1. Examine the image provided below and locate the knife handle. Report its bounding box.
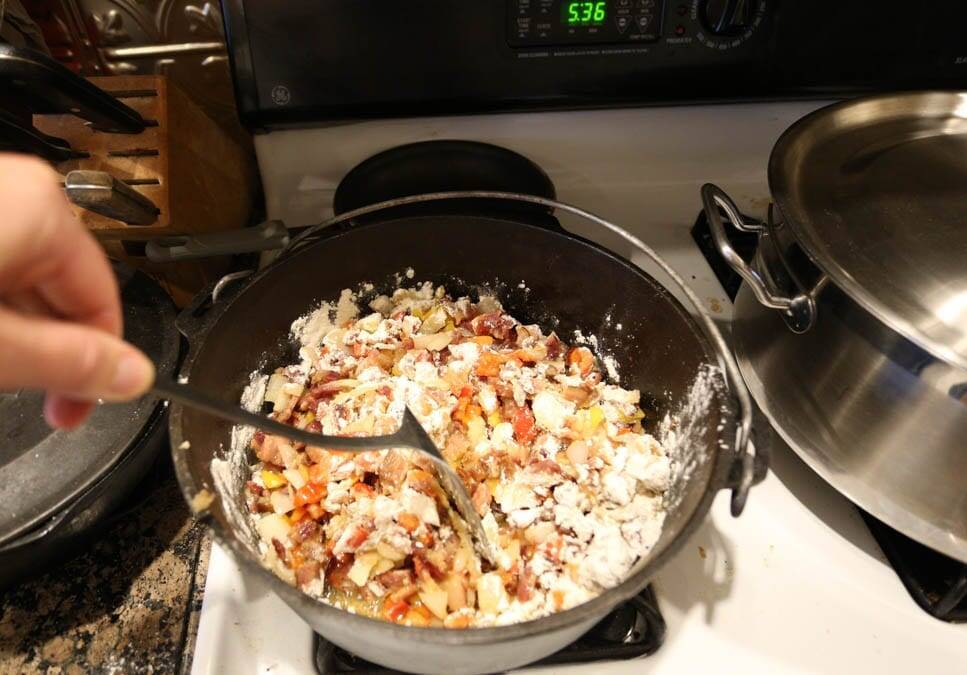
[64,170,160,225]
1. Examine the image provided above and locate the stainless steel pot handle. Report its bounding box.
[701,183,818,333]
[286,190,761,516]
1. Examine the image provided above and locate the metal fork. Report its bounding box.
[152,379,496,564]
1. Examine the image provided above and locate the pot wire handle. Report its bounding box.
[288,190,761,516]
[702,183,816,333]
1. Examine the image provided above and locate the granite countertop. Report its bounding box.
[0,464,210,674]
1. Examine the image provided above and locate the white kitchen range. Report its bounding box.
[184,2,966,674]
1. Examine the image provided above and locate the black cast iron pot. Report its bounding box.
[169,193,763,674]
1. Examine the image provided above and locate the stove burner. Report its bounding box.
[861,511,966,623]
[313,586,665,674]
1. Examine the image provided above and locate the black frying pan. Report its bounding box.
[169,192,762,674]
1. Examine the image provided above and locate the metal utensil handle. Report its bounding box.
[146,221,290,263]
[701,183,817,333]
[286,190,760,516]
[154,379,405,451]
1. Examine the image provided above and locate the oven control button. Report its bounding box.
[700,0,754,36]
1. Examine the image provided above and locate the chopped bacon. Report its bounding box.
[413,552,446,582]
[327,556,355,590]
[562,386,591,405]
[271,538,287,564]
[354,451,382,473]
[443,431,470,462]
[471,482,491,516]
[255,435,285,465]
[346,525,371,550]
[245,481,264,497]
[352,482,376,498]
[405,469,439,496]
[378,450,408,487]
[291,519,320,544]
[298,536,327,563]
[516,565,537,601]
[545,332,565,360]
[529,459,563,475]
[471,312,516,340]
[376,569,415,590]
[307,457,330,483]
[295,561,321,588]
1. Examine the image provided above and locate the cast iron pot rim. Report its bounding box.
[169,213,739,645]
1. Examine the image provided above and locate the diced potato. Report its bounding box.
[524,521,556,545]
[443,574,467,611]
[376,541,407,562]
[452,544,471,573]
[476,295,502,313]
[476,572,509,614]
[348,551,380,586]
[419,580,449,620]
[402,489,440,526]
[482,511,500,547]
[467,415,486,446]
[264,373,287,405]
[419,306,448,334]
[283,469,306,490]
[372,556,396,577]
[257,513,291,543]
[281,382,305,398]
[273,392,292,414]
[356,312,381,332]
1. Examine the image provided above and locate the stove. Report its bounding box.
[313,586,665,674]
[190,2,966,672]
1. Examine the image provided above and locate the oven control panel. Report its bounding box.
[509,0,662,46]
[219,0,967,128]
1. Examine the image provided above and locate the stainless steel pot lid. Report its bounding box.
[769,91,967,369]
[0,265,178,545]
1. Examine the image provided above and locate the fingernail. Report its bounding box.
[111,351,155,398]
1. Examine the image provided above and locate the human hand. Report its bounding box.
[0,154,155,429]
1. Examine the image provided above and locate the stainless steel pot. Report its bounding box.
[170,192,764,674]
[704,92,967,563]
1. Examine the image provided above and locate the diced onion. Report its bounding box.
[270,489,295,514]
[413,331,454,351]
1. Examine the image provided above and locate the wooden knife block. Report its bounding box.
[33,75,258,306]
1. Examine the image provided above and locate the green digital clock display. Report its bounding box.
[563,1,607,26]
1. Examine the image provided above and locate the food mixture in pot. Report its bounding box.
[243,282,671,628]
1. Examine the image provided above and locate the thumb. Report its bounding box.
[0,306,155,401]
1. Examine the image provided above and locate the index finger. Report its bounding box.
[0,154,122,336]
